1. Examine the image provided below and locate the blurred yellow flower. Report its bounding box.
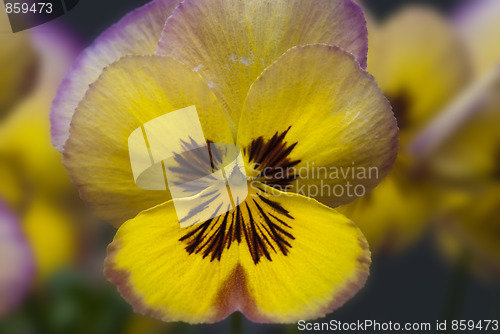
[0,10,37,116]
[0,88,79,282]
[412,0,500,279]
[0,24,81,282]
[337,6,471,253]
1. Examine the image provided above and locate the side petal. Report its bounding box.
[105,185,370,323]
[63,55,234,226]
[156,0,368,132]
[50,0,182,151]
[237,45,398,208]
[0,200,34,317]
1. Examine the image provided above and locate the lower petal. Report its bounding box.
[105,185,370,323]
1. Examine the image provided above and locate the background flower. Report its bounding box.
[0,200,34,318]
[416,0,500,281]
[0,10,38,117]
[337,6,470,253]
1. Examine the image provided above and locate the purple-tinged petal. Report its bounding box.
[453,0,500,76]
[409,65,500,159]
[50,0,182,152]
[156,0,368,133]
[0,200,35,318]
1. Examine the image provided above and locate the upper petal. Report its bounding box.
[63,55,234,226]
[156,0,368,133]
[50,0,182,152]
[237,44,398,207]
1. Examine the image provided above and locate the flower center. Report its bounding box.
[243,126,301,190]
[174,129,300,264]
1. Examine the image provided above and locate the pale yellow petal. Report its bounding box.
[157,0,368,132]
[63,55,233,226]
[237,45,397,207]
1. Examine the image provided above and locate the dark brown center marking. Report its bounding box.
[170,132,299,264]
[243,126,301,190]
[179,187,295,264]
[387,92,410,131]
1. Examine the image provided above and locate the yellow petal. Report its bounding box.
[455,0,500,76]
[336,155,436,253]
[0,10,37,115]
[22,197,78,281]
[105,199,239,323]
[237,45,397,208]
[63,55,234,226]
[157,0,368,132]
[434,185,500,279]
[421,70,500,182]
[0,89,72,207]
[238,185,370,322]
[105,184,369,323]
[367,6,470,137]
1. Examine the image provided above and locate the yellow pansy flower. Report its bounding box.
[54,0,398,323]
[337,6,471,253]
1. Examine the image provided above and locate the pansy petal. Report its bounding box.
[156,0,368,132]
[0,89,73,204]
[435,185,500,279]
[23,197,78,281]
[237,186,370,322]
[63,55,233,226]
[105,185,369,323]
[50,0,182,152]
[0,11,37,115]
[368,6,470,137]
[0,200,34,317]
[337,160,436,253]
[104,198,239,324]
[237,45,398,207]
[454,0,500,76]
